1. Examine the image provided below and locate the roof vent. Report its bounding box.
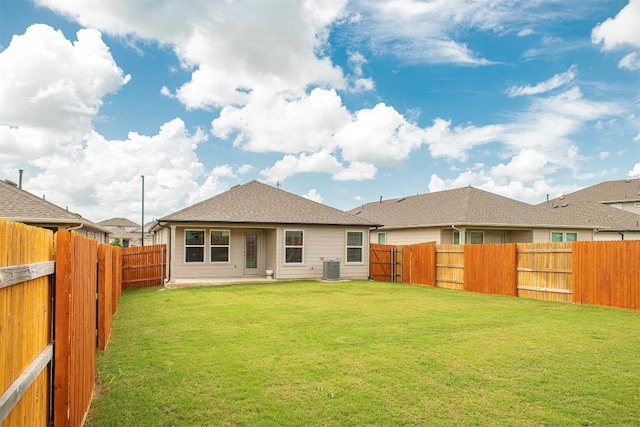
[397,198,406,203]
[560,203,568,207]
[4,179,17,187]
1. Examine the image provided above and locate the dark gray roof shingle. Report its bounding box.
[160,180,378,226]
[350,185,640,231]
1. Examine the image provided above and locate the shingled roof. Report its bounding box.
[544,178,640,205]
[159,180,378,226]
[0,179,111,233]
[0,179,84,220]
[349,187,542,228]
[98,217,140,228]
[349,186,636,230]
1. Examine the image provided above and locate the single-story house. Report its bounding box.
[539,178,640,240]
[0,178,111,243]
[98,217,154,247]
[152,180,380,283]
[349,185,640,245]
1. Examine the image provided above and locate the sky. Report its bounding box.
[1,0,639,224]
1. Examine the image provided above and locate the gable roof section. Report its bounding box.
[98,217,140,228]
[1,179,84,220]
[545,178,640,205]
[160,180,378,226]
[534,200,640,232]
[350,187,544,228]
[349,186,630,230]
[0,179,111,233]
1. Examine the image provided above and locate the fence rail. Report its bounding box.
[122,244,166,290]
[1,219,125,427]
[373,240,639,310]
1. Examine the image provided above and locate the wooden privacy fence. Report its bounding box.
[372,240,640,310]
[122,244,166,290]
[0,220,53,427]
[0,220,123,427]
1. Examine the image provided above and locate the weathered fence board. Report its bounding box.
[373,240,638,309]
[403,242,436,286]
[573,240,640,310]
[122,244,166,290]
[370,244,393,282]
[54,230,97,427]
[517,242,572,303]
[435,245,464,290]
[464,243,518,296]
[98,245,113,350]
[0,219,53,427]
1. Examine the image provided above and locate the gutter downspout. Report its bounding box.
[451,225,464,244]
[619,232,625,241]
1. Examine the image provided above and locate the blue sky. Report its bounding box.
[1,0,638,223]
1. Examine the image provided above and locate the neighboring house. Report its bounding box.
[152,180,379,283]
[349,186,639,245]
[538,178,640,241]
[98,217,146,247]
[0,178,111,243]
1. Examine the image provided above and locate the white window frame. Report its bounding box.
[184,229,205,263]
[453,230,460,245]
[551,231,578,243]
[284,229,304,264]
[377,232,386,244]
[469,231,484,244]
[346,230,364,264]
[210,229,230,263]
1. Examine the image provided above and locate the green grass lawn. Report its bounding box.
[86,281,640,426]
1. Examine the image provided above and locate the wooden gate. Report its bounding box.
[370,244,403,282]
[122,244,167,290]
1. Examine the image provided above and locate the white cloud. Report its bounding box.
[0,24,129,137]
[629,163,640,177]
[259,151,376,183]
[348,0,583,66]
[618,51,640,70]
[333,162,377,181]
[37,0,347,108]
[260,151,342,183]
[505,65,577,97]
[591,0,640,50]
[212,88,349,153]
[424,119,505,161]
[490,149,548,182]
[336,103,425,164]
[302,188,323,203]
[22,118,210,221]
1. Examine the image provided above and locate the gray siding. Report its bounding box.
[275,225,370,280]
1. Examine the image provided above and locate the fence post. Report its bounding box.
[53,230,71,427]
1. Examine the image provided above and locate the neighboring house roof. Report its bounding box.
[544,178,640,205]
[98,217,140,228]
[0,179,111,233]
[349,186,638,231]
[535,200,640,232]
[159,180,379,226]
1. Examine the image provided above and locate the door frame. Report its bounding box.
[243,230,262,276]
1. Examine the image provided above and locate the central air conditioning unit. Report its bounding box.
[322,260,340,281]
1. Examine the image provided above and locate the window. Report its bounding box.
[347,231,364,263]
[210,230,230,262]
[453,230,460,244]
[377,232,386,244]
[610,203,622,209]
[285,230,303,263]
[635,202,640,208]
[551,231,578,242]
[469,231,484,244]
[185,230,205,262]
